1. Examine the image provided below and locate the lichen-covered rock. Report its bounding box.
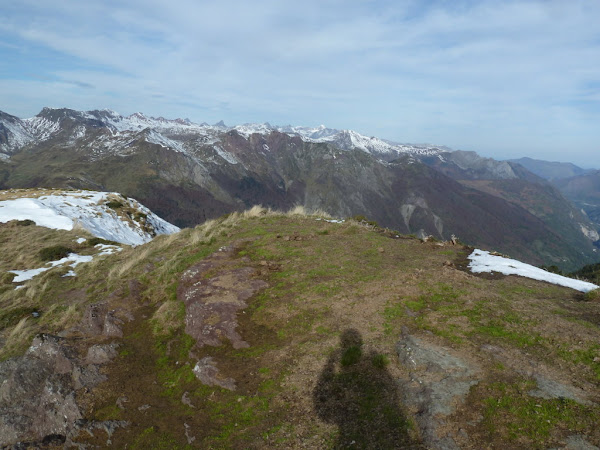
[177,246,267,349]
[0,334,118,446]
[0,335,82,444]
[193,356,236,391]
[396,334,480,449]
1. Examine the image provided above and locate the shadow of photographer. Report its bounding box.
[313,329,422,449]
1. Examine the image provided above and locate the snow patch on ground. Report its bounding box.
[95,244,123,256]
[10,253,94,282]
[316,218,345,224]
[0,197,73,230]
[468,249,598,293]
[0,191,179,245]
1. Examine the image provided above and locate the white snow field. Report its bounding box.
[468,249,598,293]
[0,190,180,245]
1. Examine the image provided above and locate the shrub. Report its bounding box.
[86,237,119,247]
[351,215,379,228]
[584,289,600,302]
[542,265,563,275]
[372,354,389,369]
[39,245,73,261]
[0,307,38,329]
[16,219,35,226]
[105,200,123,209]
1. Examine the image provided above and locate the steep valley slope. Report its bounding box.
[554,170,600,230]
[0,206,599,449]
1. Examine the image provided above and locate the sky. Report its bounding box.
[1,0,599,167]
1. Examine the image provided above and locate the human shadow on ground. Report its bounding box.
[313,329,422,449]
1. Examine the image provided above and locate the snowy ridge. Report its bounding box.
[232,123,275,138]
[1,107,447,159]
[97,110,217,135]
[231,123,447,157]
[0,190,180,245]
[0,110,78,154]
[23,116,62,140]
[0,116,35,154]
[468,249,598,293]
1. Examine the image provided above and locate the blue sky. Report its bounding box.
[1,0,599,167]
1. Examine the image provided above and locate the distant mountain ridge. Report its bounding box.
[0,106,598,271]
[509,157,592,180]
[0,107,446,161]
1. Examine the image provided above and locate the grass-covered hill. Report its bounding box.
[1,206,599,448]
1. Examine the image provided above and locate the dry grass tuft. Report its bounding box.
[46,303,80,330]
[286,205,330,218]
[3,316,34,357]
[152,300,184,335]
[190,219,221,245]
[108,246,153,280]
[0,221,94,273]
[242,205,271,218]
[286,205,308,216]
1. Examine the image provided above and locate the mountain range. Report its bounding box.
[509,157,593,181]
[0,107,598,271]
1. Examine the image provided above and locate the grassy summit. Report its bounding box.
[0,206,599,448]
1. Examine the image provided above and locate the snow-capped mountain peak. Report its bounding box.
[0,107,448,160]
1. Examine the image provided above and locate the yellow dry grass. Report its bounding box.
[3,317,34,357]
[152,300,183,335]
[107,245,153,280]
